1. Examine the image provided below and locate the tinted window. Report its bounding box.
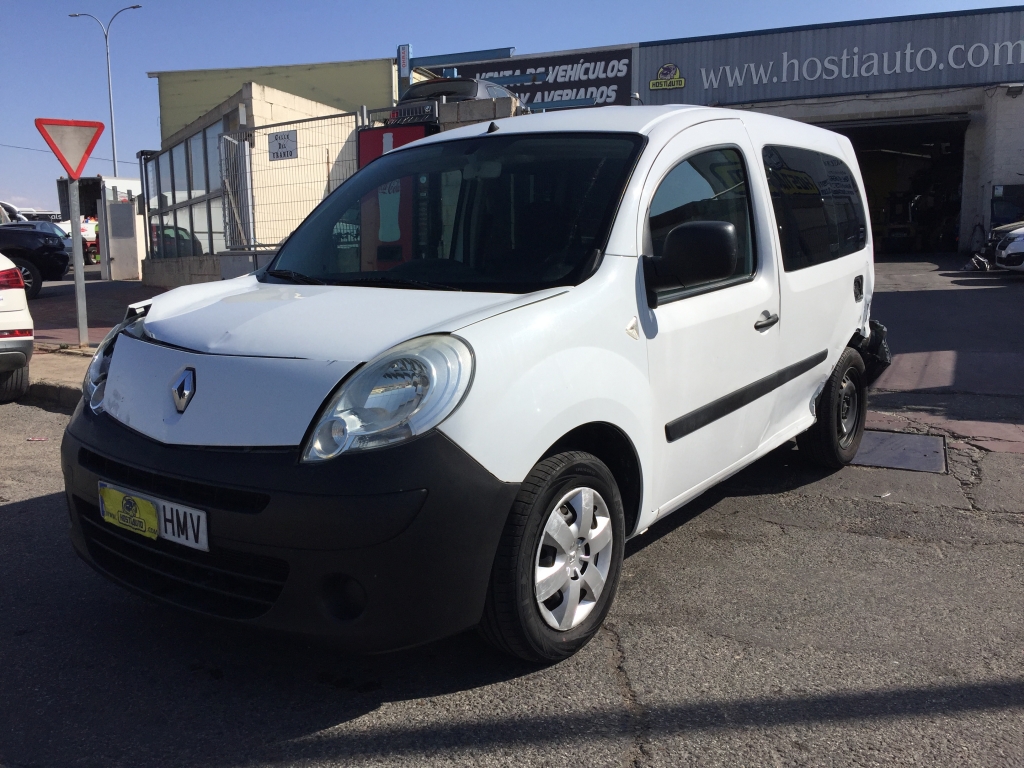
[648,147,756,284]
[486,85,513,99]
[763,145,866,271]
[270,133,644,293]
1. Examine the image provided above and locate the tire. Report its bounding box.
[10,258,42,300]
[797,347,867,468]
[0,365,29,403]
[479,451,626,663]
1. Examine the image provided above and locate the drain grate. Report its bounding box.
[852,431,947,474]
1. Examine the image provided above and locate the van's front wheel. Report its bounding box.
[798,346,867,468]
[479,451,625,663]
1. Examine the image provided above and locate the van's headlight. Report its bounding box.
[301,335,474,462]
[83,326,120,413]
[83,302,150,414]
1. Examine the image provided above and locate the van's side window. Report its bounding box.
[649,147,756,283]
[763,145,867,271]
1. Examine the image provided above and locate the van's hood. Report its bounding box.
[141,275,566,361]
[102,276,568,446]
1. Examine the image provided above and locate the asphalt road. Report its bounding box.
[2,256,1023,767]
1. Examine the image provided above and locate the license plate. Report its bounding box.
[98,482,209,552]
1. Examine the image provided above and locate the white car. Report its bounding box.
[0,252,33,401]
[62,106,888,662]
[994,224,1024,271]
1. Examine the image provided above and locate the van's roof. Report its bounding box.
[411,105,708,145]
[404,104,841,150]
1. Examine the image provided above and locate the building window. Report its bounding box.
[189,132,206,198]
[191,201,210,255]
[209,196,225,254]
[146,158,158,212]
[142,125,226,259]
[206,127,222,194]
[171,143,188,204]
[157,152,171,209]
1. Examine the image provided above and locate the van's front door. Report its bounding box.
[640,120,781,516]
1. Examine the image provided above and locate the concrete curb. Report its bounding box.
[22,380,83,409]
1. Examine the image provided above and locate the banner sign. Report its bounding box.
[466,48,633,107]
[637,8,1024,105]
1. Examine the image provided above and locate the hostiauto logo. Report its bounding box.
[695,39,1024,91]
[650,63,686,90]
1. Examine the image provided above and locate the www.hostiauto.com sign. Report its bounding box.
[638,7,1024,105]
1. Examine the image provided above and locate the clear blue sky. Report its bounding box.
[1,0,1019,211]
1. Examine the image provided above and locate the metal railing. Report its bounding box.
[219,111,359,250]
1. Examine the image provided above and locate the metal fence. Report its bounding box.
[219,111,359,250]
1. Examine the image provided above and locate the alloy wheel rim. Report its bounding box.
[534,486,614,631]
[837,372,859,449]
[19,266,34,292]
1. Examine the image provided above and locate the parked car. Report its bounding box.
[0,252,33,402]
[150,223,206,259]
[979,219,1024,264]
[1,220,74,257]
[0,201,28,222]
[63,106,888,662]
[994,223,1024,272]
[0,225,70,299]
[389,77,520,124]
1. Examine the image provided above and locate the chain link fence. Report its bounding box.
[219,112,359,250]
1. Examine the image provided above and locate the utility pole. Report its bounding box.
[69,5,141,176]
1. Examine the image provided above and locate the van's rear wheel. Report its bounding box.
[798,347,867,468]
[479,451,625,663]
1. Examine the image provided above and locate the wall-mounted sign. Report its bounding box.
[650,63,685,90]
[268,130,297,161]
[465,47,633,107]
[398,44,412,79]
[638,8,1024,105]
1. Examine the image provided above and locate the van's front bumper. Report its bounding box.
[61,401,520,651]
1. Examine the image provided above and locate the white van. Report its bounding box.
[63,106,888,662]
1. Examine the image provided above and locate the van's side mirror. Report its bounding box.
[644,221,739,306]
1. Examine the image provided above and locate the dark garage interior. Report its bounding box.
[829,118,968,255]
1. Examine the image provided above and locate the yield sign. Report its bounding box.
[34,118,105,180]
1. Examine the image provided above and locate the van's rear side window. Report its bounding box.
[763,145,867,271]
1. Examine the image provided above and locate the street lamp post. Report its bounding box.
[69,5,141,176]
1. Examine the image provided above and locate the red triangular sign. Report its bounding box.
[34,118,105,180]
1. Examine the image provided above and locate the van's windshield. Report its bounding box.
[266,132,645,293]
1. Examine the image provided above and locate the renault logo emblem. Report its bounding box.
[172,368,196,413]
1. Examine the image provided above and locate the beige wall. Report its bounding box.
[150,58,397,143]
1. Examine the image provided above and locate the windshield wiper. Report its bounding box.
[264,269,325,285]
[332,276,462,291]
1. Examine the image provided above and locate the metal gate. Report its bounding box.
[220,111,359,250]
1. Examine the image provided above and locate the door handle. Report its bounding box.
[754,312,779,331]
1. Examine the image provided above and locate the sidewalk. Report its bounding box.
[31,271,166,348]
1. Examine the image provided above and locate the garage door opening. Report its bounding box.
[827,118,968,255]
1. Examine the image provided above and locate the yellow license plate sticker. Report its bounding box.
[98,483,159,540]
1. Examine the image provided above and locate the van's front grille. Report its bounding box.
[78,448,270,514]
[75,497,288,620]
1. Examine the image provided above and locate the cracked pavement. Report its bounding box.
[1,255,1023,767]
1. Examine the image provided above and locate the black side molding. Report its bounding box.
[665,350,828,443]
